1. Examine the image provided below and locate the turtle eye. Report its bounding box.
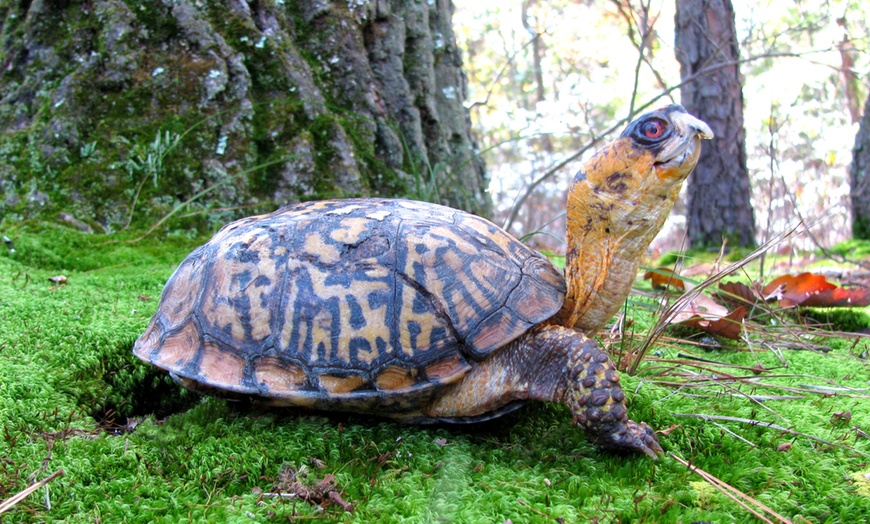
[640,119,665,140]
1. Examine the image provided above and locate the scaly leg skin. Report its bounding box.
[422,325,663,458]
[559,331,662,458]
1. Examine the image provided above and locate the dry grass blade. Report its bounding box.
[669,453,792,524]
[629,223,802,374]
[0,469,64,516]
[673,414,868,457]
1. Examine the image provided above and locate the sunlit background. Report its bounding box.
[453,0,869,254]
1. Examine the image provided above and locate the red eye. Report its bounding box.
[641,120,664,139]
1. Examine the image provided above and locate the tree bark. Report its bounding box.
[851,92,870,239]
[675,0,756,248]
[0,0,488,232]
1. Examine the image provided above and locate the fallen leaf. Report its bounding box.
[657,424,683,436]
[643,267,685,290]
[668,285,746,340]
[831,411,852,423]
[762,272,870,307]
[137,295,151,302]
[270,464,353,512]
[777,442,792,452]
[679,306,747,340]
[435,438,448,447]
[671,292,730,324]
[718,281,763,305]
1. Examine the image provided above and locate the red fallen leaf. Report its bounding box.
[777,442,792,452]
[762,272,870,308]
[643,267,685,290]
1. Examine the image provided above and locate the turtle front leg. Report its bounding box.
[557,329,662,458]
[422,325,662,458]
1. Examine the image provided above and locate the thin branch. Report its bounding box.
[502,48,823,234]
[467,32,546,111]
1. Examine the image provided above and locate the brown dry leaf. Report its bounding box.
[680,306,747,340]
[671,292,730,324]
[643,267,685,291]
[270,464,353,512]
[671,291,746,340]
[762,272,870,308]
[718,281,762,306]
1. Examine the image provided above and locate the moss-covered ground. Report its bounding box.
[1,223,869,523]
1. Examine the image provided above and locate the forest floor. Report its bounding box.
[1,221,869,523]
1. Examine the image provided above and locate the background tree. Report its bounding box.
[851,92,870,239]
[674,0,756,248]
[0,0,488,233]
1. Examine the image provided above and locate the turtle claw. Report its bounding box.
[610,420,663,459]
[586,419,663,459]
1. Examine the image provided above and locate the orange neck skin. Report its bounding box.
[552,138,687,334]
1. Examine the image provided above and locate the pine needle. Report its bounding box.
[629,222,802,374]
[672,413,868,457]
[670,453,793,524]
[0,469,64,516]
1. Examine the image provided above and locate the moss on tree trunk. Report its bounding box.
[0,0,488,233]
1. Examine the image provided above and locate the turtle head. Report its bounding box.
[556,106,712,333]
[574,104,713,201]
[619,104,713,188]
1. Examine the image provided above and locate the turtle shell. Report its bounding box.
[133,199,565,412]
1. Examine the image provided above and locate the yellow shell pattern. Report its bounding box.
[133,199,565,412]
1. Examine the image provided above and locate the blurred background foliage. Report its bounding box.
[454,0,869,253]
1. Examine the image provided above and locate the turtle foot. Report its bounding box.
[608,419,663,459]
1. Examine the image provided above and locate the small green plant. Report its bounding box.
[117,130,182,230]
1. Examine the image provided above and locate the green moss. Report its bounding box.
[0,223,869,522]
[831,238,870,258]
[799,307,870,333]
[339,114,408,196]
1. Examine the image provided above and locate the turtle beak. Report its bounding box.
[654,112,714,178]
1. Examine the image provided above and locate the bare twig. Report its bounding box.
[467,32,546,111]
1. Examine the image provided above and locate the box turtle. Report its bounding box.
[133,105,712,458]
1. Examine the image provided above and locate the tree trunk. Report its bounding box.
[674,0,756,248]
[0,0,488,232]
[851,92,870,239]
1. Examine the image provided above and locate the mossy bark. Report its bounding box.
[0,0,488,232]
[851,92,870,239]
